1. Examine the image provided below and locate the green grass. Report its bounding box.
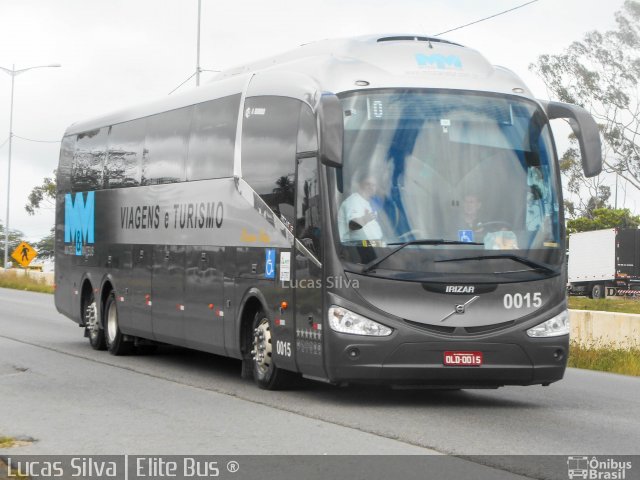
[0,270,53,294]
[0,435,17,448]
[568,296,640,314]
[569,340,640,376]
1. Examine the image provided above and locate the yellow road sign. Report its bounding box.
[11,241,37,267]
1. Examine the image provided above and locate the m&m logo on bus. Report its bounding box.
[64,191,95,256]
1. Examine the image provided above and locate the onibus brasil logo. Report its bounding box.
[567,456,632,479]
[64,191,95,256]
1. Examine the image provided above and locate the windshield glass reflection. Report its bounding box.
[333,89,562,275]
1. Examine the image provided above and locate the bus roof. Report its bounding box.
[65,33,534,136]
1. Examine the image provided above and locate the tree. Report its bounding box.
[0,222,27,266]
[24,172,57,261]
[559,145,612,219]
[531,0,640,215]
[33,228,55,259]
[25,171,56,215]
[566,208,640,234]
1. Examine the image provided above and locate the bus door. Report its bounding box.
[151,244,186,344]
[184,246,225,355]
[293,104,326,378]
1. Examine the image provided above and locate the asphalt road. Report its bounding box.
[1,287,639,479]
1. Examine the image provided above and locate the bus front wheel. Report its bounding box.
[104,292,133,356]
[251,311,293,390]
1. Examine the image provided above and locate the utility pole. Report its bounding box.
[1,63,61,268]
[196,0,202,86]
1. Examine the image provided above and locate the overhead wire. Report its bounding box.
[434,0,540,37]
[13,134,60,144]
[168,71,198,95]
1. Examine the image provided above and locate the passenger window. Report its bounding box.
[105,118,146,188]
[57,135,76,192]
[241,96,299,228]
[187,94,240,180]
[142,106,192,185]
[72,128,107,191]
[296,156,322,259]
[297,103,318,153]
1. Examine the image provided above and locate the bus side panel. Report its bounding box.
[54,192,76,321]
[118,244,153,338]
[151,244,186,345]
[108,242,137,333]
[234,246,297,373]
[184,245,226,355]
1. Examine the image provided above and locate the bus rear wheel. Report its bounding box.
[84,291,105,350]
[251,311,293,390]
[104,292,133,356]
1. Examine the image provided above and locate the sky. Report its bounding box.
[0,0,630,242]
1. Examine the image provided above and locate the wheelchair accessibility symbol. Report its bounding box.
[458,230,474,243]
[265,248,276,279]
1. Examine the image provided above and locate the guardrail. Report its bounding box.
[570,310,640,349]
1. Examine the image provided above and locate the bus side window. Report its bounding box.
[57,135,76,192]
[242,96,300,228]
[187,94,240,181]
[142,106,192,185]
[72,128,107,191]
[295,104,321,258]
[297,102,318,153]
[105,118,146,188]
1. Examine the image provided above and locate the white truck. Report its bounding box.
[568,228,640,298]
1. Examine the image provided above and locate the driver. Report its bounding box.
[338,174,383,242]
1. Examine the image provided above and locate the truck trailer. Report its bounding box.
[568,228,640,298]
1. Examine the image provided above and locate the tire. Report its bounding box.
[250,310,294,390]
[83,291,106,350]
[104,292,133,356]
[591,284,604,299]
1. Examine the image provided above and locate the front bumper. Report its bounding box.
[324,333,569,388]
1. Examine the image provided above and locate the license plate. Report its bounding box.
[443,351,483,366]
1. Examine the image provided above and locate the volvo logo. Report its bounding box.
[440,296,480,322]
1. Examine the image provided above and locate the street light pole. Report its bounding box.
[0,63,61,268]
[196,0,202,87]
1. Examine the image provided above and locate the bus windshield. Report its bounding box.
[333,89,562,279]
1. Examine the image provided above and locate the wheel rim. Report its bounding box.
[252,318,272,375]
[85,299,99,339]
[107,300,118,344]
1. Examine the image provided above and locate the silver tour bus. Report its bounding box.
[55,35,602,389]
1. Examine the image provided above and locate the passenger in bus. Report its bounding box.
[460,192,485,241]
[338,174,383,242]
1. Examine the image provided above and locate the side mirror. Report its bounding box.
[541,100,602,178]
[318,93,343,168]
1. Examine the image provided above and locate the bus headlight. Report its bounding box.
[526,310,570,337]
[328,306,393,336]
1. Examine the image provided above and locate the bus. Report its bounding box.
[55,34,602,390]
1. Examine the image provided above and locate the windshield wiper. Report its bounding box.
[361,239,484,274]
[435,254,557,275]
